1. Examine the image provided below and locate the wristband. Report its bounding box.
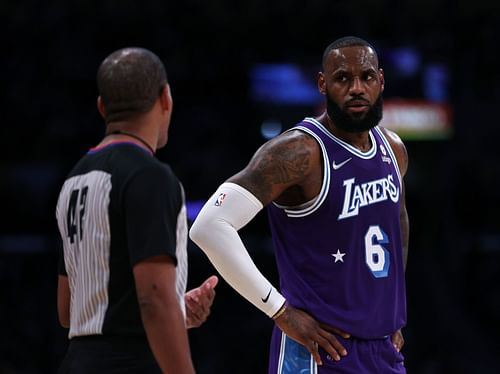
[272,301,288,320]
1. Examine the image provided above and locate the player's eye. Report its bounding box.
[364,72,375,81]
[335,74,348,83]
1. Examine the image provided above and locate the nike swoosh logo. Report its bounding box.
[261,288,272,303]
[332,158,352,170]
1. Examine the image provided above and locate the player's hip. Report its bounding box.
[268,327,405,374]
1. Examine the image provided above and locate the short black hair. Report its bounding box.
[322,36,378,70]
[97,47,167,123]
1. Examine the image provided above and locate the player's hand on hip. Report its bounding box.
[273,304,350,365]
[185,275,218,329]
[391,329,404,352]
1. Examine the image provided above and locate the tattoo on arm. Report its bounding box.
[229,134,314,203]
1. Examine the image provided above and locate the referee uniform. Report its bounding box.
[56,141,188,373]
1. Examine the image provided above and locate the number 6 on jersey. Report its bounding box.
[365,225,390,278]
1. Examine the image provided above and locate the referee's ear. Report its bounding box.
[97,96,107,120]
[159,84,172,113]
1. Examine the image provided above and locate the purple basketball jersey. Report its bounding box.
[267,118,406,339]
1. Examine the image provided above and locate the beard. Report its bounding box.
[326,93,383,133]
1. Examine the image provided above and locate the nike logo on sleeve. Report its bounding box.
[262,288,272,303]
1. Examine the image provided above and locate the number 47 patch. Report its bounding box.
[67,186,89,244]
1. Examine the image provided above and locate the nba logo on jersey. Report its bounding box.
[214,193,226,206]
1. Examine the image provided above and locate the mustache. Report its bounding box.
[345,97,370,105]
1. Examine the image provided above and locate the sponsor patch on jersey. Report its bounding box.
[380,144,387,156]
[214,193,227,207]
[380,144,392,164]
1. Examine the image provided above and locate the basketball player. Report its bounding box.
[190,36,409,373]
[56,47,217,373]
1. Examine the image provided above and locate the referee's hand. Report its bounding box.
[185,275,218,328]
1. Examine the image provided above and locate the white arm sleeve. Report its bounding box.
[189,182,286,317]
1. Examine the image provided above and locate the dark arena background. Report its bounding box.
[1,1,500,373]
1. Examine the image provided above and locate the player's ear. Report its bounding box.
[379,68,385,92]
[318,72,327,95]
[97,96,107,119]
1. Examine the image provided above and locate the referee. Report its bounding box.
[55,47,216,373]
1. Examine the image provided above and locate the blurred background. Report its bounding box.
[1,0,499,373]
